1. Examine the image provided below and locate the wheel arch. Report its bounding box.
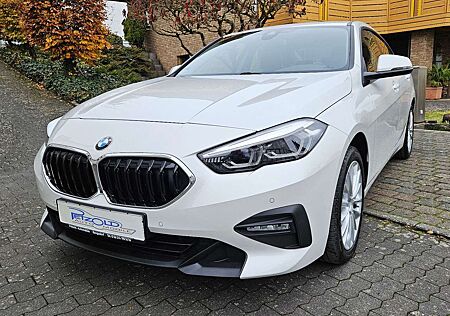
[349,132,369,186]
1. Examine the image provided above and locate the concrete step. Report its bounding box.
[145,51,165,75]
[156,70,166,77]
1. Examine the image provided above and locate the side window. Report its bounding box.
[361,30,391,72]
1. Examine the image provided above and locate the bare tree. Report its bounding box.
[128,0,322,56]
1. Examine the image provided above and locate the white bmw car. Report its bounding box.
[35,22,415,278]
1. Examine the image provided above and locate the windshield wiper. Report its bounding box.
[240,72,261,75]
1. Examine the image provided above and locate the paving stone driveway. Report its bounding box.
[366,129,450,238]
[0,61,449,316]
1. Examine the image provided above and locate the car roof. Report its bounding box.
[224,21,372,38]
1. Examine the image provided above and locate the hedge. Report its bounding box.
[0,45,160,103]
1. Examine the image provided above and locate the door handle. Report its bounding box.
[393,82,400,92]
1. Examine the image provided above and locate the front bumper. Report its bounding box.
[35,122,347,278]
[41,207,246,277]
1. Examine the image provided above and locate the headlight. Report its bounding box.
[198,119,327,174]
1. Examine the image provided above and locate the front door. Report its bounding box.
[361,30,401,174]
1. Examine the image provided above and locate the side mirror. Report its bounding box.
[168,65,182,76]
[364,54,413,85]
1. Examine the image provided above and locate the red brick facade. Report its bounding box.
[410,29,435,69]
[144,21,218,72]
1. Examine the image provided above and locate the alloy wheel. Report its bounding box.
[340,161,363,250]
[407,110,414,153]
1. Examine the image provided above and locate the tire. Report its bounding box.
[323,146,365,264]
[395,107,414,160]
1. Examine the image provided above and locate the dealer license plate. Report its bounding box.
[57,200,145,241]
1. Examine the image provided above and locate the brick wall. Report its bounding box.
[410,29,435,69]
[145,20,218,72]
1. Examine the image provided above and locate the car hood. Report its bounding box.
[66,72,351,131]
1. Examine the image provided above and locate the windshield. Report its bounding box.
[176,26,351,77]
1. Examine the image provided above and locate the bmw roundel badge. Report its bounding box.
[96,137,112,150]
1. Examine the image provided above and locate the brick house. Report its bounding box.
[144,21,218,74]
[124,0,450,73]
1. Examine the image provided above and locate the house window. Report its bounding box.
[434,42,443,67]
[177,54,190,65]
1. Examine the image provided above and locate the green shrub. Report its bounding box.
[0,46,159,103]
[107,33,124,48]
[97,47,156,83]
[123,18,146,48]
[429,80,443,87]
[428,65,450,87]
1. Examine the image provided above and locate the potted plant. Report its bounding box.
[426,80,443,100]
[427,65,450,99]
